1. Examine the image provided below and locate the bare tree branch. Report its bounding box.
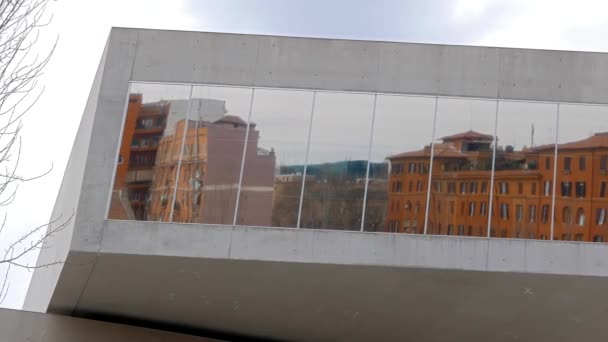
[0,249,12,305]
[1,212,73,267]
[0,0,60,305]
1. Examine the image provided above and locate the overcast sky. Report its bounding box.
[3,0,608,309]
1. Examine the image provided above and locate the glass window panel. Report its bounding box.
[557,104,608,242]
[429,98,496,237]
[171,85,253,224]
[236,89,314,227]
[494,101,557,240]
[300,92,374,231]
[108,82,192,222]
[365,95,435,233]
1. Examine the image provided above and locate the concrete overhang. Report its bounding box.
[46,220,608,341]
[0,308,223,341]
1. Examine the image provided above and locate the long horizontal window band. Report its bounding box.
[106,81,608,243]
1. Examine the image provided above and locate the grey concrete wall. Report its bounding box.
[99,220,608,277]
[70,29,137,253]
[0,309,222,341]
[41,221,608,341]
[129,28,608,104]
[69,254,608,342]
[40,217,608,322]
[36,217,608,341]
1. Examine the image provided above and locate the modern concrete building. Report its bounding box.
[12,27,608,341]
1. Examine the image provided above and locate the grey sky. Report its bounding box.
[186,0,516,44]
[3,0,608,310]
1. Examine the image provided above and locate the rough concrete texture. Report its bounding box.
[0,308,223,342]
[71,251,608,342]
[43,221,608,341]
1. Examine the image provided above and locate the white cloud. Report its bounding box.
[474,0,608,51]
[453,0,499,21]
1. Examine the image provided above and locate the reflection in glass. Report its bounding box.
[493,102,557,240]
[428,98,497,237]
[556,104,608,242]
[106,81,608,245]
[236,89,313,227]
[367,95,435,233]
[300,92,375,230]
[109,83,192,222]
[170,86,254,225]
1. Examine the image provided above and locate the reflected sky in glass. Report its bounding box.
[249,89,313,167]
[370,95,435,162]
[307,92,375,164]
[435,98,496,139]
[558,104,608,144]
[497,101,557,149]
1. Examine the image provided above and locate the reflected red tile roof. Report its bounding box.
[441,130,493,142]
[388,143,466,159]
[528,132,608,152]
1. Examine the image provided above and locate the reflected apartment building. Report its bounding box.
[109,93,167,220]
[109,93,275,226]
[387,130,608,242]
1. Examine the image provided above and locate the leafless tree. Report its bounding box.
[0,0,68,305]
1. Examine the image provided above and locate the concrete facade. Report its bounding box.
[21,28,608,341]
[0,308,222,341]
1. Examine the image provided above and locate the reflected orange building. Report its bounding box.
[110,94,276,226]
[109,94,170,220]
[387,130,608,242]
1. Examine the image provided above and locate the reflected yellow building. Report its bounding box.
[110,94,276,226]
